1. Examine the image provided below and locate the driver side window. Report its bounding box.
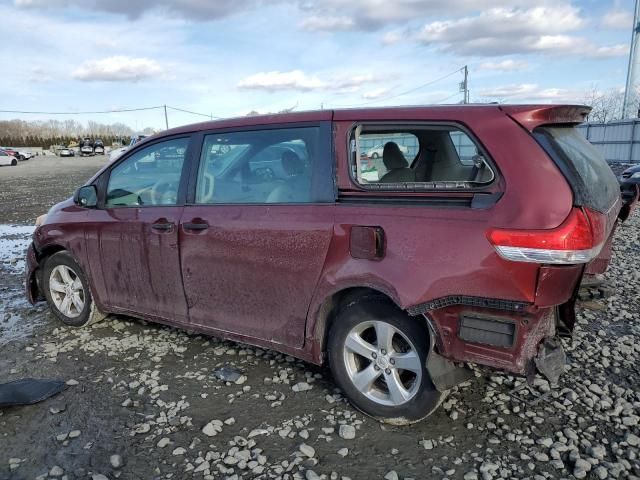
[106,137,189,207]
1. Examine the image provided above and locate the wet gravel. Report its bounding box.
[0,157,638,480]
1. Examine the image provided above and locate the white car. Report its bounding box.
[109,134,149,162]
[0,149,18,166]
[17,150,33,160]
[365,143,409,159]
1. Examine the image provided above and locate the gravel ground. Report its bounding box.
[0,156,638,480]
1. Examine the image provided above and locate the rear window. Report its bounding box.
[534,127,620,213]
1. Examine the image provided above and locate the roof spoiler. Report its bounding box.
[499,105,591,132]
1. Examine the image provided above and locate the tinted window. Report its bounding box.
[353,126,494,187]
[106,137,188,207]
[195,128,321,204]
[535,127,620,213]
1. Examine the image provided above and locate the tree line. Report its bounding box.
[0,119,142,148]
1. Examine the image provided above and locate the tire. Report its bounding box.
[327,298,443,424]
[371,152,379,159]
[11,159,17,166]
[42,251,95,327]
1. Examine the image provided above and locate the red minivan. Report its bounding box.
[25,105,633,423]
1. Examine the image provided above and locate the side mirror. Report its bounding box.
[74,185,98,208]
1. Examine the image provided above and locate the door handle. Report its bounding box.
[151,221,175,232]
[183,221,209,231]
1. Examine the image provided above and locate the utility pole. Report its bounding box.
[623,0,640,118]
[459,66,469,104]
[164,104,169,129]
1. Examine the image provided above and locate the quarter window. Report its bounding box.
[106,138,188,207]
[195,127,323,204]
[353,126,494,188]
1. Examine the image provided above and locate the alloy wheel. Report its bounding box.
[342,320,422,406]
[49,265,85,318]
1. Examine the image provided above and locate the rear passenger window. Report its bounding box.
[196,127,328,204]
[352,126,494,189]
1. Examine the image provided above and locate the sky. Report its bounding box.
[0,0,635,130]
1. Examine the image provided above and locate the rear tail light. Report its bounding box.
[487,208,607,264]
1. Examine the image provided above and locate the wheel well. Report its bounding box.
[38,245,66,263]
[316,287,403,357]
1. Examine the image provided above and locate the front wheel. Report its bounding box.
[327,299,443,424]
[42,251,98,327]
[11,159,17,166]
[371,152,379,159]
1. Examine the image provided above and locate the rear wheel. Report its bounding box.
[371,152,379,159]
[327,298,443,424]
[42,251,98,327]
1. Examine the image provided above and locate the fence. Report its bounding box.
[577,119,640,164]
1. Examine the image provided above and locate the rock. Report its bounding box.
[594,466,608,479]
[157,437,170,448]
[293,382,312,392]
[68,430,81,438]
[213,366,242,383]
[337,448,348,457]
[421,439,434,450]
[202,420,223,437]
[384,471,399,480]
[463,473,478,480]
[306,470,321,480]
[299,443,315,458]
[588,445,606,460]
[626,433,640,447]
[49,466,64,477]
[110,454,123,469]
[172,447,186,455]
[92,475,109,480]
[339,424,356,440]
[66,379,79,386]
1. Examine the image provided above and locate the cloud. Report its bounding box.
[476,83,584,103]
[237,70,326,91]
[478,59,529,72]
[297,0,543,31]
[14,0,256,20]
[362,87,389,99]
[298,15,354,31]
[602,9,633,30]
[415,6,628,58]
[237,70,380,93]
[72,56,163,82]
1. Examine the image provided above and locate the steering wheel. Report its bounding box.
[150,180,178,205]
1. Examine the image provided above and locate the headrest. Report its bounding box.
[282,150,304,175]
[383,142,408,170]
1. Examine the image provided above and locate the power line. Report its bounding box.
[166,105,223,119]
[0,106,164,115]
[332,66,465,108]
[434,91,463,104]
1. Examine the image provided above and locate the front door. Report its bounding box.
[179,124,335,347]
[85,136,191,323]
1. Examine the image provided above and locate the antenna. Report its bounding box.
[623,0,640,118]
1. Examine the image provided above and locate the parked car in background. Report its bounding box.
[17,149,33,160]
[93,139,105,155]
[0,147,20,159]
[109,134,149,162]
[58,147,75,157]
[80,138,94,156]
[0,148,18,166]
[26,105,635,424]
[619,164,640,210]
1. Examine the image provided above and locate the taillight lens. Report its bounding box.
[487,208,607,264]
